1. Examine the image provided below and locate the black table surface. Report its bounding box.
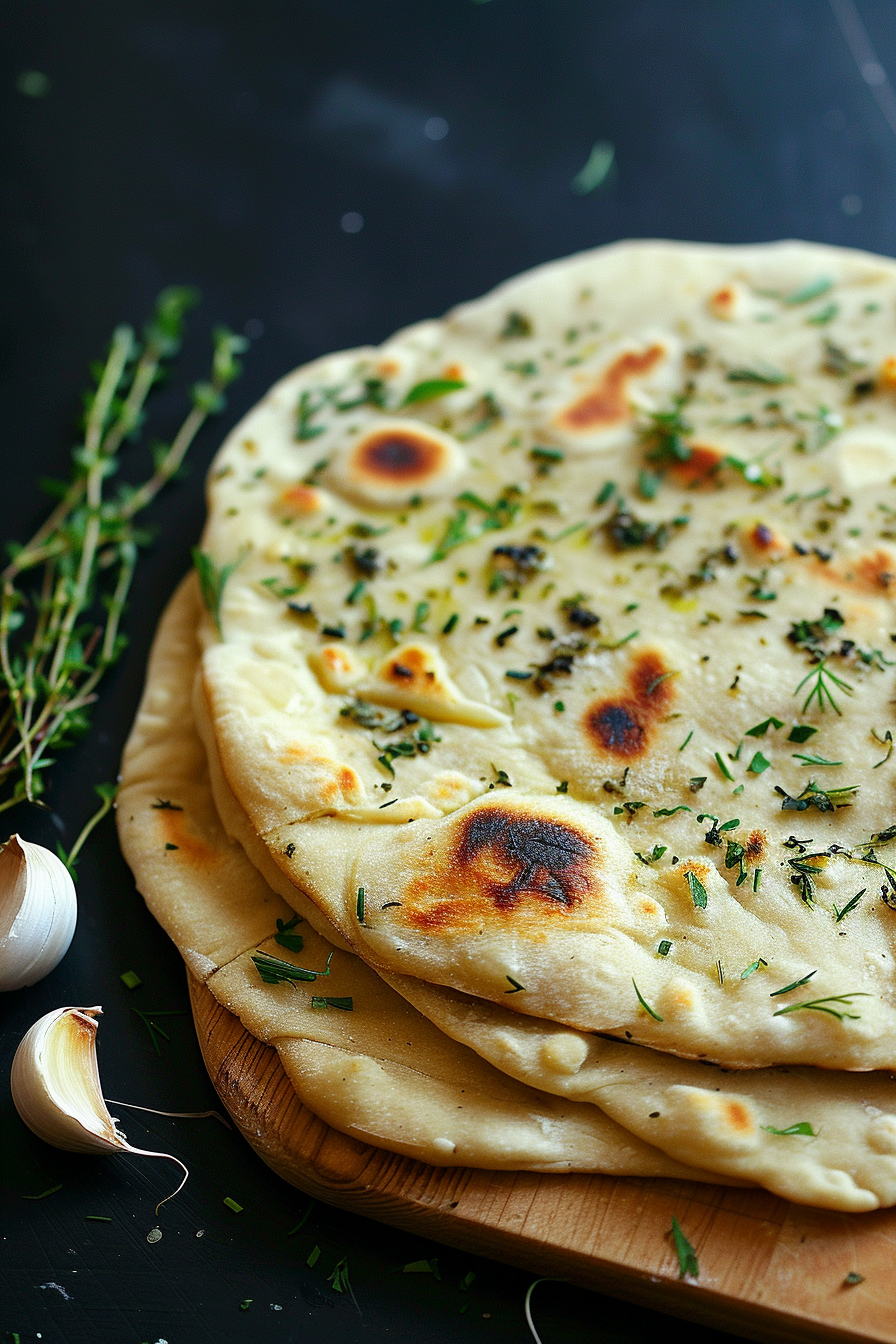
[2,2,896,1341]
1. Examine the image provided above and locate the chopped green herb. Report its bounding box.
[833,889,865,922]
[633,977,663,1021]
[773,992,870,1021]
[251,950,333,986]
[792,751,843,767]
[748,751,771,774]
[670,1216,699,1278]
[120,970,142,990]
[653,805,691,817]
[843,1271,865,1286]
[296,388,332,440]
[657,939,673,957]
[605,500,686,552]
[714,752,734,782]
[274,914,304,953]
[746,717,784,738]
[556,780,569,793]
[500,311,532,339]
[782,276,833,306]
[356,887,366,925]
[571,139,615,193]
[807,303,839,325]
[770,971,817,998]
[679,730,693,751]
[686,870,708,909]
[307,1245,321,1268]
[287,1202,315,1234]
[22,1184,62,1200]
[328,1257,358,1309]
[403,1259,440,1275]
[554,700,565,712]
[530,446,564,474]
[85,1215,112,1222]
[788,724,818,744]
[442,613,459,634]
[741,958,768,980]
[873,729,894,769]
[310,996,353,1010]
[638,469,661,500]
[727,364,793,386]
[223,1197,243,1213]
[761,1121,817,1136]
[776,780,859,812]
[595,480,616,506]
[402,378,466,406]
[131,1007,184,1056]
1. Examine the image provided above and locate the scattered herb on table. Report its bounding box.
[669,1216,699,1278]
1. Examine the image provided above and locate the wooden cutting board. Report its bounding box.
[189,972,896,1344]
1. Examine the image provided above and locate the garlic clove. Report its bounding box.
[11,1006,188,1209]
[11,1006,125,1153]
[0,836,77,992]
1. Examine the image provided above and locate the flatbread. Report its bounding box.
[117,576,724,1178]
[196,595,896,1213]
[196,240,896,1070]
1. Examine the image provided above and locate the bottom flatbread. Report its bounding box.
[118,575,726,1179]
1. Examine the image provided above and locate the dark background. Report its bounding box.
[2,2,895,1341]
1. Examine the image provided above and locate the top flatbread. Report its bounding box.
[197,240,896,1070]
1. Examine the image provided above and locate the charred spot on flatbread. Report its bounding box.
[331,417,465,506]
[811,546,896,594]
[583,650,676,760]
[669,445,723,489]
[455,806,595,912]
[352,427,446,484]
[157,806,217,868]
[391,798,609,933]
[553,345,666,433]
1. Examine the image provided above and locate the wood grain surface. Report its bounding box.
[188,972,896,1344]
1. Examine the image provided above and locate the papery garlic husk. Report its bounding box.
[11,1006,188,1208]
[0,835,77,992]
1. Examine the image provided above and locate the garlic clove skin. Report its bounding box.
[0,836,77,992]
[10,1006,127,1153]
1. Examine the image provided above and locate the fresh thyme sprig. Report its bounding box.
[56,781,117,876]
[0,290,246,811]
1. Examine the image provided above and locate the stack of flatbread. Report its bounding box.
[119,240,896,1212]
